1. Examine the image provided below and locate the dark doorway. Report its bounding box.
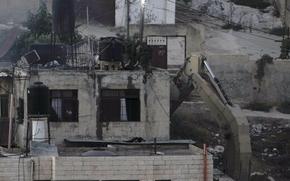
[0,95,9,146]
[151,45,167,69]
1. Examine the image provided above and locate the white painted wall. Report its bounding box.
[167,36,186,66]
[116,0,176,27]
[0,151,213,181]
[275,0,290,28]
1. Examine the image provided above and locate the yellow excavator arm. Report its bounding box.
[173,54,252,181]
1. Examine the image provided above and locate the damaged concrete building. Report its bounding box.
[0,1,216,181]
[0,62,13,147]
[0,61,213,181]
[0,46,214,181]
[14,68,170,146]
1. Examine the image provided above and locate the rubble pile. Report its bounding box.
[250,120,290,180]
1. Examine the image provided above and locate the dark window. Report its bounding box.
[0,95,8,121]
[101,89,140,122]
[49,90,78,122]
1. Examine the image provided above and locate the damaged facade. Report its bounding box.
[0,0,215,181]
[14,68,170,146]
[0,66,12,147]
[0,47,214,181]
[0,57,213,181]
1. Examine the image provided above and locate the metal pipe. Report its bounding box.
[154,138,157,154]
[126,0,130,39]
[203,144,208,181]
[25,121,30,156]
[86,6,90,54]
[203,60,216,79]
[139,0,145,42]
[8,93,13,149]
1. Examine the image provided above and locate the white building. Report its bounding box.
[116,0,176,27]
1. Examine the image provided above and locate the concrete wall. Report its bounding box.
[98,71,170,141]
[0,78,11,95]
[206,54,254,106]
[130,24,204,64]
[15,69,170,146]
[52,155,212,181]
[14,71,96,145]
[0,158,33,181]
[116,0,176,27]
[275,0,290,27]
[0,152,213,181]
[14,70,29,148]
[167,36,186,66]
[206,54,290,106]
[30,71,96,144]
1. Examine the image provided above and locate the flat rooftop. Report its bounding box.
[57,139,203,157]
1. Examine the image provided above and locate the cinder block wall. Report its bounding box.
[0,154,213,181]
[206,54,290,106]
[0,158,33,181]
[33,157,52,181]
[51,156,212,181]
[15,69,170,147]
[98,71,170,141]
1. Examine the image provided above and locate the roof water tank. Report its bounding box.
[28,82,49,116]
[99,37,124,62]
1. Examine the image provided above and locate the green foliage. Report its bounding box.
[255,54,273,85]
[58,31,83,45]
[6,2,83,61]
[24,1,52,38]
[5,2,52,61]
[5,32,52,61]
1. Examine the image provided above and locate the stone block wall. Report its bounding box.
[51,155,212,181]
[206,54,290,106]
[0,152,213,181]
[0,158,32,181]
[15,69,170,146]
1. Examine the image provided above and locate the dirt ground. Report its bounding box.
[171,110,290,181]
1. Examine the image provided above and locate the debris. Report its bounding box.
[251,123,263,136]
[125,137,145,143]
[44,60,61,68]
[191,0,282,30]
[30,142,58,156]
[0,72,8,77]
[251,172,275,181]
[81,150,117,157]
[214,145,225,153]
